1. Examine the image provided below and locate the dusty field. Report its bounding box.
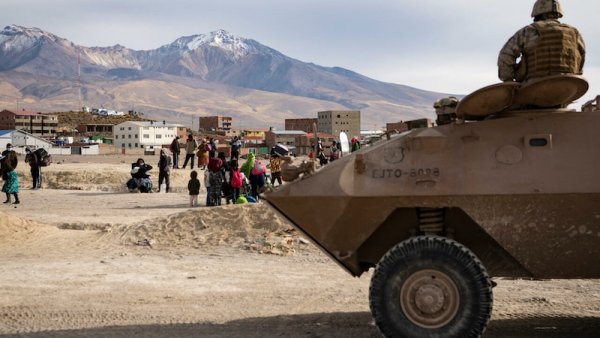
[0,155,598,337]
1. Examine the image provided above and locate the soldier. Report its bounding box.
[498,0,585,83]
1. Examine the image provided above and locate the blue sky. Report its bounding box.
[2,0,599,105]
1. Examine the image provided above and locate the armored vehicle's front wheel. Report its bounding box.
[369,236,493,338]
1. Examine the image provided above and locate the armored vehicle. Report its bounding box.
[266,75,600,337]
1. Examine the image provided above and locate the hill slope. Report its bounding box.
[0,25,449,128]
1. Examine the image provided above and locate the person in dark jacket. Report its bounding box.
[157,149,172,192]
[1,144,19,204]
[208,137,217,159]
[217,151,233,204]
[25,147,41,189]
[170,136,181,169]
[187,170,201,207]
[230,136,242,161]
[131,158,153,193]
[207,156,223,206]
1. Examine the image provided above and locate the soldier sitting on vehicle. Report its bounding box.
[498,0,585,83]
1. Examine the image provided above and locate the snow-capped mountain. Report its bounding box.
[0,25,446,127]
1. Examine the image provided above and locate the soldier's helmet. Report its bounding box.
[531,0,563,18]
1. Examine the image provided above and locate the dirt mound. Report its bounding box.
[0,210,39,236]
[17,163,193,193]
[0,211,52,248]
[106,203,307,255]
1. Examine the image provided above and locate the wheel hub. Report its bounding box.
[400,269,460,329]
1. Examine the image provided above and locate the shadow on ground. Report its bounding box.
[1,312,599,338]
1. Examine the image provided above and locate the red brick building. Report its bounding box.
[199,116,233,133]
[0,109,58,137]
[285,118,318,133]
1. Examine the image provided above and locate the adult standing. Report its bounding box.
[208,137,217,159]
[329,141,340,162]
[351,137,361,152]
[498,0,585,83]
[170,136,181,169]
[240,152,255,179]
[249,160,266,202]
[157,149,172,193]
[196,140,209,170]
[230,136,242,161]
[1,144,19,204]
[269,149,283,187]
[207,155,223,206]
[25,148,41,189]
[182,134,197,169]
[218,152,233,204]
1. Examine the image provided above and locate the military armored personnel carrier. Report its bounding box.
[266,75,600,337]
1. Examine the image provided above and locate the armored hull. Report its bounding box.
[267,106,600,337]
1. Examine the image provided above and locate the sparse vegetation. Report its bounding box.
[53,111,148,131]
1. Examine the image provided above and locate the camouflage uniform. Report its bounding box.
[497,0,585,82]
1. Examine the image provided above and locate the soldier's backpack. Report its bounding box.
[34,148,52,167]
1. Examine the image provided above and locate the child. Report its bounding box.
[187,170,201,207]
[229,160,243,203]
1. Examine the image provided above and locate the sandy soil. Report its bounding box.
[0,156,598,337]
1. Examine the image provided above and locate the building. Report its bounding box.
[317,110,360,139]
[113,121,186,150]
[0,130,54,153]
[0,109,58,138]
[386,119,432,133]
[285,118,318,133]
[199,116,233,133]
[77,123,114,135]
[241,128,269,145]
[386,121,409,133]
[405,118,433,130]
[265,130,306,150]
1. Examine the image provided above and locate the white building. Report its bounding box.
[113,121,185,150]
[0,129,54,153]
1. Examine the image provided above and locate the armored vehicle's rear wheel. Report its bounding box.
[369,236,492,338]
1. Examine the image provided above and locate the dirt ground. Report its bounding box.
[0,155,598,337]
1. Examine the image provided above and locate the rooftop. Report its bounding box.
[1,109,45,116]
[117,121,186,128]
[270,130,306,135]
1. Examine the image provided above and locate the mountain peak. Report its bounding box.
[1,24,65,52]
[163,29,278,59]
[2,24,54,39]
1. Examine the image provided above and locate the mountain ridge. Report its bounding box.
[0,24,450,128]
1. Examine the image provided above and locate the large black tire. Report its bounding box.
[369,236,493,338]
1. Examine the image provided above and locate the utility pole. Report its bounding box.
[78,48,82,110]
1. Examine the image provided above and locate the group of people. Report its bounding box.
[170,134,223,170]
[128,133,282,207]
[308,137,360,166]
[0,143,46,205]
[187,149,275,207]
